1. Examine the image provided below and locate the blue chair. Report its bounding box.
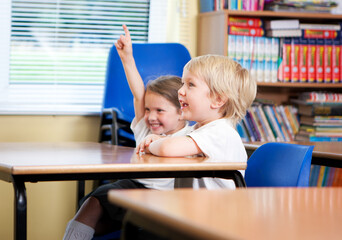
[245,142,314,187]
[99,43,191,146]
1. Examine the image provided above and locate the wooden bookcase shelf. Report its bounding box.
[197,10,342,104]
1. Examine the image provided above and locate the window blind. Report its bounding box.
[1,0,150,114]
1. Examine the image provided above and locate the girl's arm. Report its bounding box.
[115,25,145,121]
[148,136,203,157]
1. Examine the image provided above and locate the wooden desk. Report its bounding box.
[244,142,342,168]
[108,187,342,240]
[0,142,246,240]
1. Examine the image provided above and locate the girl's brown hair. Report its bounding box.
[146,75,182,110]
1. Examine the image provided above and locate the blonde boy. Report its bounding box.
[138,55,257,189]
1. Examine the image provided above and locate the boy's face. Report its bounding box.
[144,91,184,135]
[178,69,221,126]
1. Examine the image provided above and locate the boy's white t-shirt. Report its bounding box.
[131,118,190,190]
[184,118,247,190]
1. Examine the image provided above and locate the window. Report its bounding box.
[0,0,195,115]
[0,0,150,114]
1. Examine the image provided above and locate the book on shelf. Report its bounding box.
[200,0,214,12]
[303,29,339,39]
[266,29,302,37]
[299,23,341,31]
[299,115,342,126]
[228,16,263,27]
[309,165,342,187]
[264,0,337,13]
[239,104,299,142]
[295,134,342,142]
[298,92,342,103]
[228,26,264,37]
[297,125,342,137]
[264,19,300,30]
[294,100,342,116]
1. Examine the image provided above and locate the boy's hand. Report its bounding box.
[136,134,164,154]
[114,24,132,61]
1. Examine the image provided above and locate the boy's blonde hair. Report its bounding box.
[184,54,257,126]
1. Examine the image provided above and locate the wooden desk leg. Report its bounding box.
[13,178,27,240]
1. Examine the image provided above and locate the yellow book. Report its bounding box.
[316,166,326,187]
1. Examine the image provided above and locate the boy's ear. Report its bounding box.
[211,95,227,109]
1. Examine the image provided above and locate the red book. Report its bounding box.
[315,39,324,83]
[228,26,264,37]
[228,16,263,27]
[299,37,308,82]
[291,38,300,82]
[282,38,292,82]
[331,38,340,83]
[303,29,339,39]
[340,32,342,83]
[307,39,316,83]
[323,39,333,83]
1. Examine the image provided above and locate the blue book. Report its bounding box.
[309,165,321,186]
[237,121,249,142]
[242,117,256,142]
[309,136,342,142]
[200,0,214,12]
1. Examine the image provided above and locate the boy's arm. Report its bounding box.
[115,25,145,121]
[148,136,203,157]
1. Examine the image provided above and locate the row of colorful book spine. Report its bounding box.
[279,36,342,83]
[237,104,300,142]
[229,0,265,10]
[200,0,264,12]
[309,165,342,187]
[227,16,342,83]
[227,17,280,83]
[228,35,279,83]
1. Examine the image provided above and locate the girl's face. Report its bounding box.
[144,91,184,135]
[178,69,220,127]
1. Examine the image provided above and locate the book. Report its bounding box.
[299,37,308,82]
[316,165,326,186]
[228,16,263,27]
[300,115,342,126]
[295,135,342,142]
[242,112,257,142]
[296,102,342,116]
[266,29,302,37]
[200,0,214,12]
[300,23,341,31]
[309,165,320,186]
[228,26,264,37]
[307,38,316,83]
[303,29,339,39]
[282,38,292,82]
[298,92,342,103]
[291,38,300,82]
[332,38,341,83]
[315,38,325,83]
[236,121,250,142]
[264,19,299,30]
[323,39,333,83]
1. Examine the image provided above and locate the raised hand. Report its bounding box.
[114,24,133,61]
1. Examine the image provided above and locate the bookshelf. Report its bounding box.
[197,10,342,104]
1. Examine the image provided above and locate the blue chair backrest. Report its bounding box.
[245,142,314,187]
[102,43,191,123]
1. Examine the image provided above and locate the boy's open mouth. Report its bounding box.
[179,100,188,108]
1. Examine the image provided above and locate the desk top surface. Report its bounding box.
[0,142,246,179]
[108,187,342,240]
[244,141,342,160]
